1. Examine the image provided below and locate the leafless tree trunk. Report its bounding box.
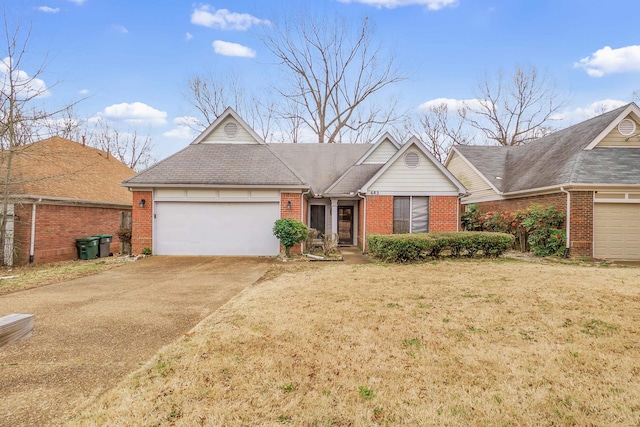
[467,65,566,146]
[182,70,276,142]
[260,14,406,143]
[406,103,473,162]
[86,119,154,171]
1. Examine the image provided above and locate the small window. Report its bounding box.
[393,196,429,233]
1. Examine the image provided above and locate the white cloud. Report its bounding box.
[79,88,89,95]
[163,117,199,140]
[0,57,50,98]
[191,5,270,30]
[212,40,256,58]
[95,102,167,125]
[419,97,485,112]
[68,0,85,4]
[185,32,193,41]
[575,45,640,77]
[111,24,128,34]
[338,0,457,10]
[37,6,60,13]
[553,99,628,122]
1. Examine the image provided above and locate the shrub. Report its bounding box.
[368,232,515,263]
[273,218,309,257]
[116,227,132,244]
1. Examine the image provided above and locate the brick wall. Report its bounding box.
[280,192,303,255]
[430,196,459,232]
[365,195,394,236]
[132,191,152,255]
[12,203,129,265]
[471,191,594,258]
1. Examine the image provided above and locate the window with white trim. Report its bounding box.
[393,196,429,233]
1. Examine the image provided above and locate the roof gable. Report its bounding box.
[589,106,640,149]
[191,107,263,145]
[356,132,400,165]
[361,136,466,194]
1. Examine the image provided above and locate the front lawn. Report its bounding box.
[70,260,640,426]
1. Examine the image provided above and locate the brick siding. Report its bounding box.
[12,203,129,265]
[430,196,459,232]
[471,191,594,258]
[132,191,153,255]
[280,192,304,255]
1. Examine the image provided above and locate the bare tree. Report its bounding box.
[406,103,473,162]
[86,119,154,171]
[260,14,406,143]
[182,70,276,142]
[467,65,565,146]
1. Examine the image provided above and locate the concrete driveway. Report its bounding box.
[0,256,273,427]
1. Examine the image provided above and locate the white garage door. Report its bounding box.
[155,202,280,256]
[594,203,640,260]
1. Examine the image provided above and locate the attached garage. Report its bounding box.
[153,189,282,256]
[594,203,640,260]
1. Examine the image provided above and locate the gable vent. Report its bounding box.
[404,151,420,168]
[224,122,238,138]
[618,119,636,137]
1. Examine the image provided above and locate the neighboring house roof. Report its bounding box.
[450,103,640,195]
[4,136,134,205]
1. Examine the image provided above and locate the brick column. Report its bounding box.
[132,191,152,255]
[280,192,304,255]
[569,191,594,258]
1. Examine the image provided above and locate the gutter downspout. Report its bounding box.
[29,201,38,264]
[560,187,570,258]
[357,191,367,254]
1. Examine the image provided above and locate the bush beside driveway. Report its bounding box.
[0,256,274,427]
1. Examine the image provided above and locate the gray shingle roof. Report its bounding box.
[123,144,306,186]
[454,104,637,194]
[324,164,384,195]
[268,144,371,194]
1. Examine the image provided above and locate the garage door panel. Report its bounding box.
[594,203,640,260]
[155,202,280,256]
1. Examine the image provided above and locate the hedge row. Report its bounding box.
[368,232,515,263]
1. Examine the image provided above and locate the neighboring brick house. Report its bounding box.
[1,136,134,265]
[445,103,640,260]
[122,108,467,256]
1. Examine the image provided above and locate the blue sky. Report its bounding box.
[8,0,640,159]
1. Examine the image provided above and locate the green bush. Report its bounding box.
[273,218,309,257]
[368,232,515,263]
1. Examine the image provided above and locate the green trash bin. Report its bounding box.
[76,236,99,260]
[92,234,113,258]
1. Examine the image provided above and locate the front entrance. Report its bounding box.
[338,206,353,244]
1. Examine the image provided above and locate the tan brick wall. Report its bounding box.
[471,191,594,258]
[430,196,459,232]
[12,203,128,265]
[132,191,153,255]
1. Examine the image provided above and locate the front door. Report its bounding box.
[337,206,353,244]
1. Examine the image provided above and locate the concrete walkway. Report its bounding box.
[339,246,372,264]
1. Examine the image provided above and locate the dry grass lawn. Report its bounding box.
[0,257,133,296]
[69,260,640,426]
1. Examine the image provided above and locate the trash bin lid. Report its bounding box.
[77,236,100,243]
